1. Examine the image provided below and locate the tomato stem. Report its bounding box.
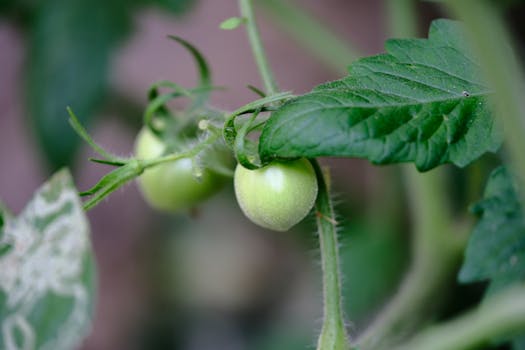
[239,0,279,96]
[310,159,350,350]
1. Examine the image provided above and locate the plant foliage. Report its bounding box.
[459,167,525,295]
[260,19,501,171]
[0,170,95,350]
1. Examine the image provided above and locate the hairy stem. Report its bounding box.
[256,0,359,73]
[310,160,350,350]
[444,0,525,207]
[239,0,279,95]
[397,285,525,350]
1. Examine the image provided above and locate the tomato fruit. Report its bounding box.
[234,159,318,231]
[134,127,231,212]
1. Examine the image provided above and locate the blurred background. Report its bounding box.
[1,0,524,349]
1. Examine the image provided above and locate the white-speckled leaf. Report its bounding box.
[0,169,96,350]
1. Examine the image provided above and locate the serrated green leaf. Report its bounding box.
[259,19,501,171]
[0,169,96,350]
[458,167,525,292]
[26,0,132,170]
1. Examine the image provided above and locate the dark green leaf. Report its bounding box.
[458,167,525,293]
[0,169,96,349]
[259,19,501,171]
[26,0,133,170]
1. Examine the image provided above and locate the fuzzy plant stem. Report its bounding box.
[239,0,279,96]
[444,0,525,207]
[310,160,350,350]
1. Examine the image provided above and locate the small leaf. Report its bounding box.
[458,167,525,293]
[220,17,245,30]
[259,19,502,171]
[68,107,127,163]
[80,160,144,210]
[0,169,96,349]
[167,36,212,107]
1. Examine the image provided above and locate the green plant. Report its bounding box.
[2,0,525,349]
[234,158,318,231]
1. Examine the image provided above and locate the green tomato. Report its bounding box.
[234,159,318,231]
[134,127,229,212]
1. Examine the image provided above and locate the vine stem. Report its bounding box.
[444,0,525,207]
[310,160,350,350]
[239,0,279,96]
[396,285,525,350]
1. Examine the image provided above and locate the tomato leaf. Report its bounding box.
[458,167,525,294]
[0,169,96,350]
[259,19,501,171]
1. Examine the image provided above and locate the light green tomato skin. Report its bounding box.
[135,128,226,212]
[234,159,318,231]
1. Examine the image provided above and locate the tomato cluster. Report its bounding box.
[134,127,229,212]
[135,128,318,230]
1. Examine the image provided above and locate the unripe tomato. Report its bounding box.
[134,127,230,212]
[234,159,318,231]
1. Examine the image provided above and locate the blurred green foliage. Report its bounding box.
[0,0,194,171]
[340,221,407,323]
